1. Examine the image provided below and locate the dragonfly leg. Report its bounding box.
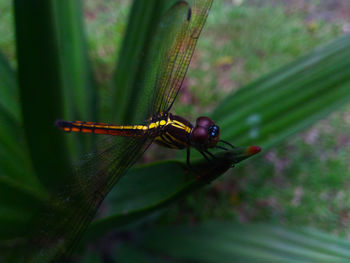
[186,147,199,179]
[199,150,217,162]
[186,147,191,168]
[199,150,211,162]
[219,140,235,149]
[189,149,217,180]
[216,145,228,151]
[204,150,216,160]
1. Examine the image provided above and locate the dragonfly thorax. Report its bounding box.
[191,116,220,148]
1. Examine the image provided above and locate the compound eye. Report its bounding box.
[196,116,214,129]
[192,126,209,144]
[208,125,220,138]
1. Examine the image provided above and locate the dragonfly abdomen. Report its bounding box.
[55,120,148,137]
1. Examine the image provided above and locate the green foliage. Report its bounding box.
[0,0,350,262]
[130,221,350,263]
[213,35,350,148]
[14,0,71,193]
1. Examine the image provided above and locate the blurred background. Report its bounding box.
[2,0,350,261]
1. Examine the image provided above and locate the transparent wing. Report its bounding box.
[25,136,153,262]
[123,0,212,121]
[151,0,213,114]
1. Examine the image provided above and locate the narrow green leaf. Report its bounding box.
[0,177,48,242]
[53,0,98,158]
[0,50,34,181]
[137,222,350,263]
[0,105,34,182]
[111,0,168,123]
[14,0,71,191]
[0,50,19,122]
[54,0,97,122]
[212,35,350,149]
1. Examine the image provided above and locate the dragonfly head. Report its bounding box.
[192,116,220,148]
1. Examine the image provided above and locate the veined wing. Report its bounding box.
[23,135,153,263]
[152,0,213,114]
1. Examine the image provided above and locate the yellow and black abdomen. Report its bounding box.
[154,115,193,149]
[55,120,148,137]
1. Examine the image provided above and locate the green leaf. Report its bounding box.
[83,146,260,243]
[0,177,47,241]
[111,0,174,123]
[0,26,42,233]
[53,0,98,158]
[135,221,350,263]
[53,0,97,122]
[0,50,19,122]
[212,35,350,149]
[0,49,33,181]
[0,103,33,182]
[14,0,71,192]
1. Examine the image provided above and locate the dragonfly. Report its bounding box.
[29,0,259,262]
[56,2,231,166]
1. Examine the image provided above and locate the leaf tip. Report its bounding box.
[246,145,261,156]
